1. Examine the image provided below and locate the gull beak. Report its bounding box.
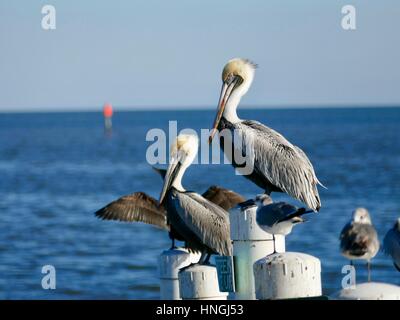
[208,77,239,144]
[159,154,182,204]
[292,216,305,224]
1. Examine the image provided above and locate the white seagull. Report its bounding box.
[255,194,312,253]
[339,208,380,281]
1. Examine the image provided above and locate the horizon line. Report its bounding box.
[1,104,400,114]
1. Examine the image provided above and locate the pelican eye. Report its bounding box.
[226,74,243,87]
[235,75,244,86]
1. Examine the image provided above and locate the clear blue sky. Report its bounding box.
[0,1,399,112]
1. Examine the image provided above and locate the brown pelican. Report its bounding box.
[95,169,244,249]
[159,134,232,263]
[339,208,380,281]
[255,194,312,253]
[383,218,400,272]
[209,58,324,211]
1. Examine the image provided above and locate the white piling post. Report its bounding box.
[333,282,400,300]
[158,248,200,300]
[254,252,322,300]
[230,203,285,300]
[179,264,228,300]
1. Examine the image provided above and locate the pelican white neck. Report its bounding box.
[170,161,188,191]
[222,77,253,124]
[170,136,198,192]
[223,92,241,124]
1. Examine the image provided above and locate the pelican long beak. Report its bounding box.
[208,78,238,144]
[159,155,182,204]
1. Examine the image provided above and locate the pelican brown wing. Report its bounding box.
[95,192,169,230]
[202,185,245,211]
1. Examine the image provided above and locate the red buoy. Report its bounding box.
[103,103,113,118]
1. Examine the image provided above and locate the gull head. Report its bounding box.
[352,207,372,225]
[255,194,273,207]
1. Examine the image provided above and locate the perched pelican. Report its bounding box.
[209,58,323,211]
[159,134,232,263]
[95,168,244,249]
[383,218,400,272]
[339,208,380,281]
[255,194,312,253]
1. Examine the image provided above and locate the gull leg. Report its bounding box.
[273,234,276,254]
[367,261,371,282]
[170,238,177,249]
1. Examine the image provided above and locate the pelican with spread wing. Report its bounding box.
[95,168,244,250]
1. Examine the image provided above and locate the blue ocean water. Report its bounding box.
[0,107,399,299]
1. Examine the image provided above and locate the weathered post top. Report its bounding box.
[254,252,322,300]
[158,248,200,300]
[179,264,228,300]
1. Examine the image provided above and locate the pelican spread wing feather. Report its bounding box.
[201,186,245,211]
[95,192,169,230]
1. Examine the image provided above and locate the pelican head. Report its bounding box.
[352,207,372,225]
[209,58,257,143]
[159,134,199,203]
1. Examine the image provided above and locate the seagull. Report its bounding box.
[339,208,380,281]
[95,169,244,250]
[383,218,400,272]
[255,194,312,253]
[159,133,232,264]
[208,58,324,212]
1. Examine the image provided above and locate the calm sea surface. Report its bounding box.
[0,107,399,299]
